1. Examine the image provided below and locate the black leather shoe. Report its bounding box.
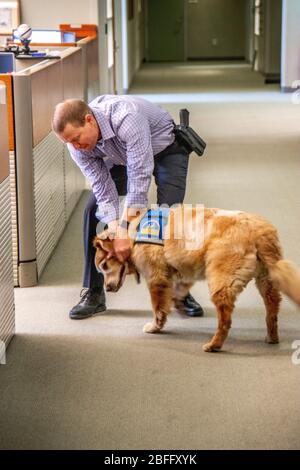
[182,293,204,317]
[69,287,106,320]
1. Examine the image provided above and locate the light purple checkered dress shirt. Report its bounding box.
[67,95,175,224]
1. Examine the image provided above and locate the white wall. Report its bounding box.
[114,0,124,94]
[20,0,98,28]
[281,0,300,89]
[19,0,108,95]
[245,0,255,64]
[19,0,145,94]
[127,2,138,89]
[96,0,109,94]
[126,0,145,90]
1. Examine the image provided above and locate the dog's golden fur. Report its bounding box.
[94,206,300,352]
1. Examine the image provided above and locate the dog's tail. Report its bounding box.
[256,231,300,306]
[269,260,300,306]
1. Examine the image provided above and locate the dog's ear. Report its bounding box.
[93,235,113,253]
[127,259,141,284]
[93,236,102,250]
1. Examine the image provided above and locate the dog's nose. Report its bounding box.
[106,284,117,292]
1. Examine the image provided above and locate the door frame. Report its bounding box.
[183,0,188,61]
[97,0,117,94]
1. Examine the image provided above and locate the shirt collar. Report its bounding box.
[91,107,115,142]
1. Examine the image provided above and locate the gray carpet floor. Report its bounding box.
[1,62,300,450]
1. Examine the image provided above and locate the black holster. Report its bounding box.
[173,109,206,157]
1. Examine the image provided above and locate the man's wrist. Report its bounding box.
[119,219,130,230]
[116,223,129,240]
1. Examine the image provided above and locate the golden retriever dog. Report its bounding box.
[93,206,300,352]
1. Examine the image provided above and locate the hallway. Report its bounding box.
[1,62,300,450]
[130,61,280,94]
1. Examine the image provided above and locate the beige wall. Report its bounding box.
[187,0,247,59]
[19,0,103,96]
[127,0,145,89]
[20,0,98,28]
[114,0,123,94]
[19,0,147,95]
[281,0,300,89]
[264,0,282,76]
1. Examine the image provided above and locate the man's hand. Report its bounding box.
[109,226,131,263]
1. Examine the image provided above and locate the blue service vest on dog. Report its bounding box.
[135,208,170,245]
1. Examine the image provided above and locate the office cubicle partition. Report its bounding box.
[60,24,99,101]
[10,47,85,286]
[77,35,100,101]
[0,81,15,347]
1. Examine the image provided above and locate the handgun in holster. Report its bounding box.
[173,109,206,157]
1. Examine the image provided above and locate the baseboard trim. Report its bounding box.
[187,56,245,62]
[281,86,298,93]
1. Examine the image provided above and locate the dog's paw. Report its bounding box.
[265,335,279,344]
[143,322,160,334]
[202,342,221,353]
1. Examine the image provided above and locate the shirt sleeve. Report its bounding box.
[68,145,120,224]
[115,111,154,211]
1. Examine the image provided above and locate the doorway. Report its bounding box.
[186,0,247,60]
[146,0,185,61]
[146,0,249,62]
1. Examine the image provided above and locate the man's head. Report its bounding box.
[52,99,100,151]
